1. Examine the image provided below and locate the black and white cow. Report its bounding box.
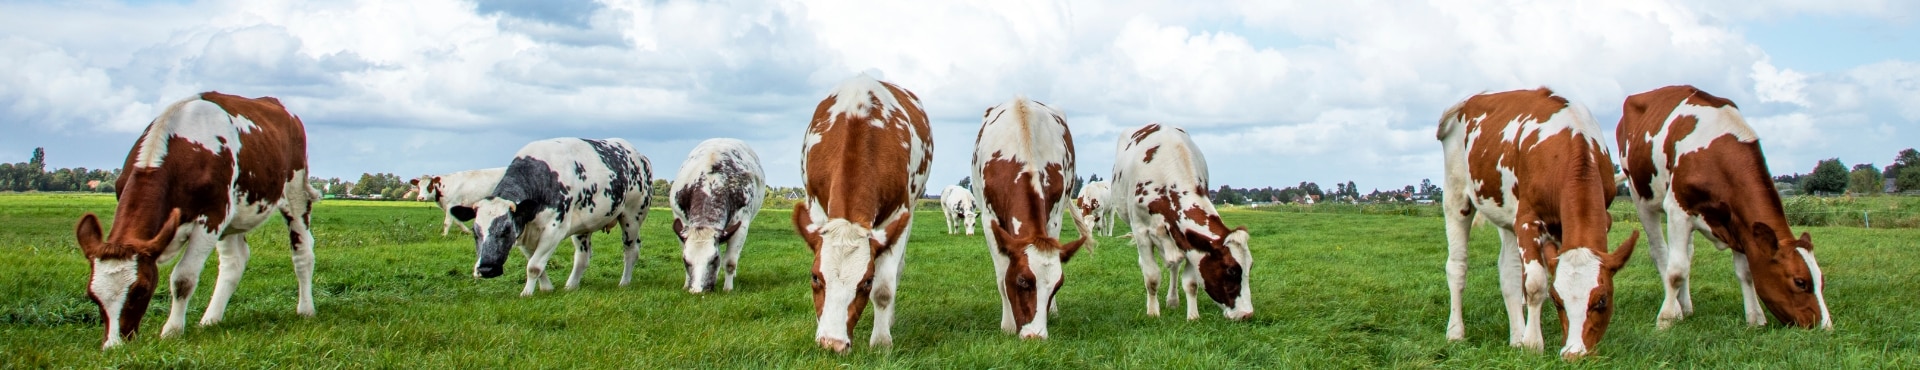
[451,138,652,297]
[669,138,766,294]
[409,167,506,235]
[940,185,977,235]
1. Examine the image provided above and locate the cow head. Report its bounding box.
[1545,230,1638,360]
[955,200,977,235]
[1074,198,1104,234]
[673,218,742,294]
[987,221,1087,339]
[451,197,535,279]
[803,218,878,353]
[1180,226,1254,320]
[1746,223,1831,329]
[73,209,183,349]
[408,176,439,201]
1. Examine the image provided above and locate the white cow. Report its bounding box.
[451,138,652,297]
[669,138,766,294]
[940,185,977,235]
[409,168,506,235]
[1111,123,1254,321]
[1073,180,1115,236]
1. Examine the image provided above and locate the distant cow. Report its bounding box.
[451,138,652,297]
[74,92,320,349]
[970,97,1090,339]
[409,168,506,235]
[940,185,977,235]
[1616,85,1830,330]
[1110,123,1253,321]
[1073,180,1115,236]
[792,74,932,353]
[1437,88,1638,359]
[669,138,766,294]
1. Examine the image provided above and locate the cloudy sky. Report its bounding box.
[3,0,1916,192]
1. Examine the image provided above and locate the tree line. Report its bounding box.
[1778,148,1920,196]
[0,148,121,193]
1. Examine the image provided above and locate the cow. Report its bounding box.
[1110,123,1254,321]
[1437,88,1639,360]
[970,97,1091,339]
[408,168,507,235]
[449,138,652,297]
[73,92,319,349]
[940,185,977,235]
[791,74,932,353]
[1073,180,1116,236]
[669,138,766,294]
[1616,85,1831,330]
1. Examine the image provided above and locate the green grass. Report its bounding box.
[1,193,1915,368]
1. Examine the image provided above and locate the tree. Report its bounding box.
[1889,148,1920,192]
[957,177,971,190]
[1070,175,1085,198]
[1802,158,1848,195]
[1088,174,1103,183]
[1848,164,1884,195]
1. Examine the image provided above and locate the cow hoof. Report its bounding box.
[1561,350,1590,361]
[1019,332,1047,340]
[817,338,850,353]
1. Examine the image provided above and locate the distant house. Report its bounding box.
[1888,175,1899,194]
[86,180,101,190]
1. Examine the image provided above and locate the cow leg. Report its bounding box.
[565,234,592,290]
[1731,250,1767,326]
[199,234,251,327]
[1181,258,1202,320]
[944,211,956,234]
[442,212,455,236]
[284,201,317,317]
[869,223,909,349]
[1133,229,1163,317]
[1634,199,1669,287]
[619,214,644,287]
[723,226,748,292]
[1510,219,1546,353]
[521,230,566,297]
[162,229,218,338]
[988,225,1015,332]
[1443,202,1474,341]
[1495,227,1530,349]
[1657,204,1696,330]
[1161,242,1182,309]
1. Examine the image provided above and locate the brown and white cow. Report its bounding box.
[409,168,506,235]
[73,92,319,349]
[1073,180,1115,237]
[792,74,932,353]
[670,138,766,294]
[1111,123,1253,321]
[1616,85,1831,330]
[1438,88,1638,359]
[970,97,1090,339]
[940,185,977,235]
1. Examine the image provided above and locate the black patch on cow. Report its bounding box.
[493,155,569,225]
[672,156,751,231]
[580,139,647,218]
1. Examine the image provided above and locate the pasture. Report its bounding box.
[2,193,1915,368]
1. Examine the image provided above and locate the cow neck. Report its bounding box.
[1695,139,1795,253]
[104,170,180,254]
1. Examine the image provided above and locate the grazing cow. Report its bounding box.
[1616,85,1830,330]
[450,138,652,297]
[1073,180,1116,236]
[940,185,977,235]
[669,138,766,294]
[73,92,319,349]
[792,74,932,353]
[409,168,507,235]
[970,97,1091,339]
[1437,88,1639,359]
[1110,123,1253,321]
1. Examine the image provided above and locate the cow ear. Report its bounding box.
[513,199,539,219]
[1060,237,1088,263]
[671,218,687,242]
[409,178,419,186]
[75,213,105,257]
[142,209,184,255]
[1750,222,1786,261]
[1605,230,1638,272]
[450,206,477,222]
[1797,232,1814,252]
[719,220,742,242]
[1539,239,1563,272]
[791,202,820,252]
[989,222,1020,255]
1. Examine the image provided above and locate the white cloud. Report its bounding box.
[1752,58,1812,107]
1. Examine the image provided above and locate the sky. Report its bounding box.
[2,0,1917,192]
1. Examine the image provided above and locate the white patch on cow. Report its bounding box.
[1552,248,1603,356]
[135,96,243,168]
[1669,102,1758,160]
[814,218,874,343]
[1222,229,1254,319]
[1021,245,1066,339]
[681,227,720,292]
[89,257,138,344]
[825,74,906,126]
[1797,248,1832,329]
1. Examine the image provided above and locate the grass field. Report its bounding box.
[2,193,1916,368]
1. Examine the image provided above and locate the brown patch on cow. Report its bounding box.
[1142,146,1160,163]
[1129,123,1162,145]
[1456,88,1571,207]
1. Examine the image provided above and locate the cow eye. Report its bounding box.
[858,280,872,291]
[1015,277,1034,290]
[811,274,824,288]
[1225,266,1242,280]
[1793,278,1811,292]
[1591,297,1609,312]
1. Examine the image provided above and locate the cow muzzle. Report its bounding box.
[474,265,504,279]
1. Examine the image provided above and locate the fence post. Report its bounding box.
[1863,211,1870,229]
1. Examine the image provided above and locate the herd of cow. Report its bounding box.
[67,76,1829,360]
